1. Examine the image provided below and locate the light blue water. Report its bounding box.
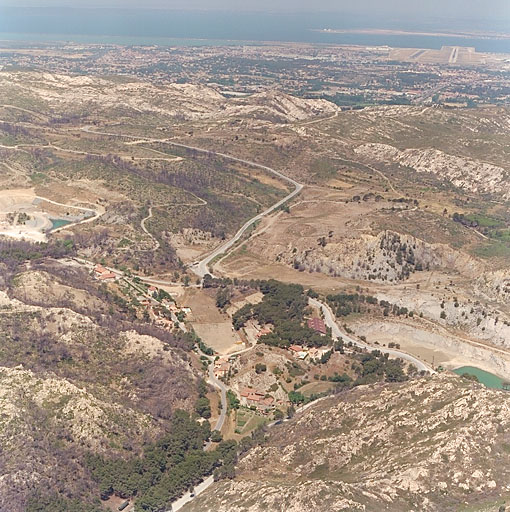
[50,218,72,230]
[453,366,508,390]
[0,8,509,52]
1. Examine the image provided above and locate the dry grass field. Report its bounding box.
[183,288,242,354]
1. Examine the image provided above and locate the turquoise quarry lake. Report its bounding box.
[49,218,72,230]
[453,366,508,390]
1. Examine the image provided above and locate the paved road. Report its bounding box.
[80,126,303,279]
[167,475,214,512]
[191,176,301,278]
[207,357,228,432]
[166,355,227,512]
[309,297,434,374]
[182,150,302,278]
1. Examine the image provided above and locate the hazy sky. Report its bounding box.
[1,0,509,19]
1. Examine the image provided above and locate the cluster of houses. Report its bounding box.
[287,317,329,359]
[289,345,330,361]
[93,264,117,282]
[214,356,232,379]
[142,289,193,330]
[146,303,174,329]
[238,387,287,413]
[255,316,329,361]
[91,264,193,332]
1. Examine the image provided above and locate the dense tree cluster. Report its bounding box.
[326,292,378,317]
[194,379,212,419]
[26,496,102,512]
[327,293,413,320]
[351,350,408,384]
[215,287,231,310]
[452,212,480,228]
[232,280,333,348]
[86,410,237,512]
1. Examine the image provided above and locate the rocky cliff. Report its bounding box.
[187,374,510,512]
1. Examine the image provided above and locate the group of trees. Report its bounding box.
[326,292,378,318]
[326,293,414,320]
[86,410,238,512]
[232,280,333,348]
[351,350,408,384]
[452,212,479,228]
[195,379,212,419]
[0,238,75,285]
[215,287,231,310]
[26,496,102,512]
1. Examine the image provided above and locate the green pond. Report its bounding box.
[453,366,508,390]
[50,218,72,230]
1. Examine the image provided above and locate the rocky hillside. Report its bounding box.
[354,143,510,201]
[229,90,337,123]
[270,229,479,283]
[0,255,201,511]
[0,71,337,124]
[187,374,510,512]
[0,365,157,512]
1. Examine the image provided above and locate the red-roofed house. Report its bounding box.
[308,317,327,335]
[240,388,252,398]
[98,272,116,281]
[239,388,266,407]
[94,264,107,275]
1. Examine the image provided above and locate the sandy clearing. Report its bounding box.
[227,291,264,316]
[181,289,225,323]
[193,323,241,355]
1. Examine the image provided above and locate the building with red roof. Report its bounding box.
[307,317,327,335]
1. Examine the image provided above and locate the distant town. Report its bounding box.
[1,41,509,106]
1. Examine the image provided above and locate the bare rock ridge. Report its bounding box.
[274,230,480,283]
[355,143,510,200]
[0,72,337,123]
[187,374,510,512]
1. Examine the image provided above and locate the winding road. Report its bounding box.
[76,127,434,379]
[309,297,434,373]
[207,359,228,432]
[140,206,161,250]
[80,126,303,279]
[78,126,434,374]
[191,175,301,278]
[61,124,436,512]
